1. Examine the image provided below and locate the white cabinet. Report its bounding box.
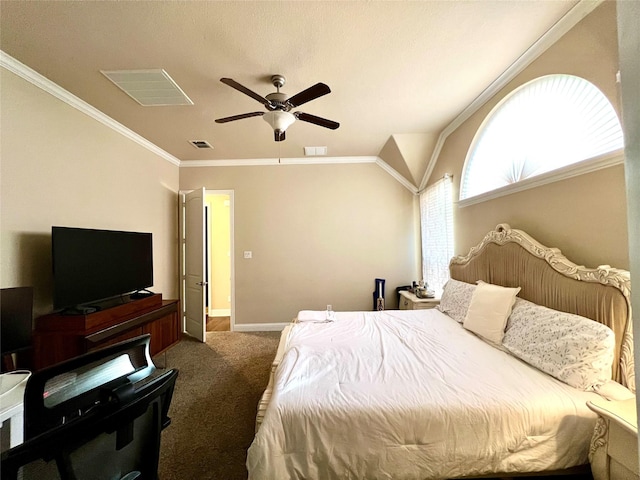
[398,290,440,310]
[587,397,638,480]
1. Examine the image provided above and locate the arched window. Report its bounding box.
[460,74,624,202]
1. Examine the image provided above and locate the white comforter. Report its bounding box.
[247,309,600,479]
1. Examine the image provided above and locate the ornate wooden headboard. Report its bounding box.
[449,224,634,391]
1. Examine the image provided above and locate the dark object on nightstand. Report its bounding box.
[396,286,412,305]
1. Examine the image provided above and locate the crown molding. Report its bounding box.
[179,156,378,167]
[182,155,418,193]
[374,158,419,194]
[0,50,181,167]
[419,0,604,191]
[0,51,405,188]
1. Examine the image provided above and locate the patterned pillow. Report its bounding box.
[502,299,615,391]
[436,279,476,323]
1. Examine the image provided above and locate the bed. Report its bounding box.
[247,224,635,479]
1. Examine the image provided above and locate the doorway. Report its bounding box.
[205,191,233,332]
[181,189,234,339]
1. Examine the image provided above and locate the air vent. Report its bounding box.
[101,69,193,106]
[304,146,328,156]
[189,140,213,149]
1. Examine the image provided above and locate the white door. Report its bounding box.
[184,187,206,342]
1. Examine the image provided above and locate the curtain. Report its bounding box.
[420,175,453,294]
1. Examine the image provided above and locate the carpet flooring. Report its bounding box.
[157,331,280,480]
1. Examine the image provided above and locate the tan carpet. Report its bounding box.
[157,331,280,480]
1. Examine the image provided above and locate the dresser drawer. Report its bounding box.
[399,291,440,310]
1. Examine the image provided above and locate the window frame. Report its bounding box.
[458,149,624,207]
[420,174,454,294]
[458,75,624,207]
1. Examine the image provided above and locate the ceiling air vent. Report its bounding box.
[101,69,194,106]
[189,140,213,149]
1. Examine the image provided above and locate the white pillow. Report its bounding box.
[436,279,476,323]
[463,281,521,344]
[594,380,635,401]
[503,299,614,391]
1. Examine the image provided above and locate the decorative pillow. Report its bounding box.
[594,380,635,401]
[502,300,615,391]
[436,279,476,323]
[462,281,521,344]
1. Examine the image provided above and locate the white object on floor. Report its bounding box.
[0,371,31,448]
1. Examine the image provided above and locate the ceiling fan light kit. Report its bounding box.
[215,74,339,142]
[263,111,295,142]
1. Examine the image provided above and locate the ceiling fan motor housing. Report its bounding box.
[265,92,289,111]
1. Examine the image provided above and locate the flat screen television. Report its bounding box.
[52,227,153,311]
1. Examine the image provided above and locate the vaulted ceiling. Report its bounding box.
[1,1,580,187]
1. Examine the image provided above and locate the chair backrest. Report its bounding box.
[1,335,178,480]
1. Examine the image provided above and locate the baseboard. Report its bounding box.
[208,309,230,317]
[233,322,290,332]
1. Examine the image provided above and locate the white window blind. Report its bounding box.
[460,74,624,201]
[420,175,453,294]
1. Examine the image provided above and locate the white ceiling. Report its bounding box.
[1,0,580,184]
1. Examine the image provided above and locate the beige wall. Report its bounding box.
[0,68,180,317]
[181,163,418,326]
[429,1,629,270]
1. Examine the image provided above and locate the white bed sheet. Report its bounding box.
[247,309,601,479]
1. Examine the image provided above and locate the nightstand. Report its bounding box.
[399,290,440,310]
[587,397,638,480]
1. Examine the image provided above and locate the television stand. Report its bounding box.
[33,294,180,371]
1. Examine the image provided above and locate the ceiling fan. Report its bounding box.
[215,75,340,142]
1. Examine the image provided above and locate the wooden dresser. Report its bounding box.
[33,294,180,370]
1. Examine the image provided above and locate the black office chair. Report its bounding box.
[1,334,178,480]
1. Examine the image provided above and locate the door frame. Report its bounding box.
[179,189,235,333]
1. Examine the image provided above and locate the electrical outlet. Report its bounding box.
[243,251,252,259]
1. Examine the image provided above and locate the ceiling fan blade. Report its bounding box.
[295,112,340,130]
[286,83,331,108]
[215,111,264,123]
[220,78,272,106]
